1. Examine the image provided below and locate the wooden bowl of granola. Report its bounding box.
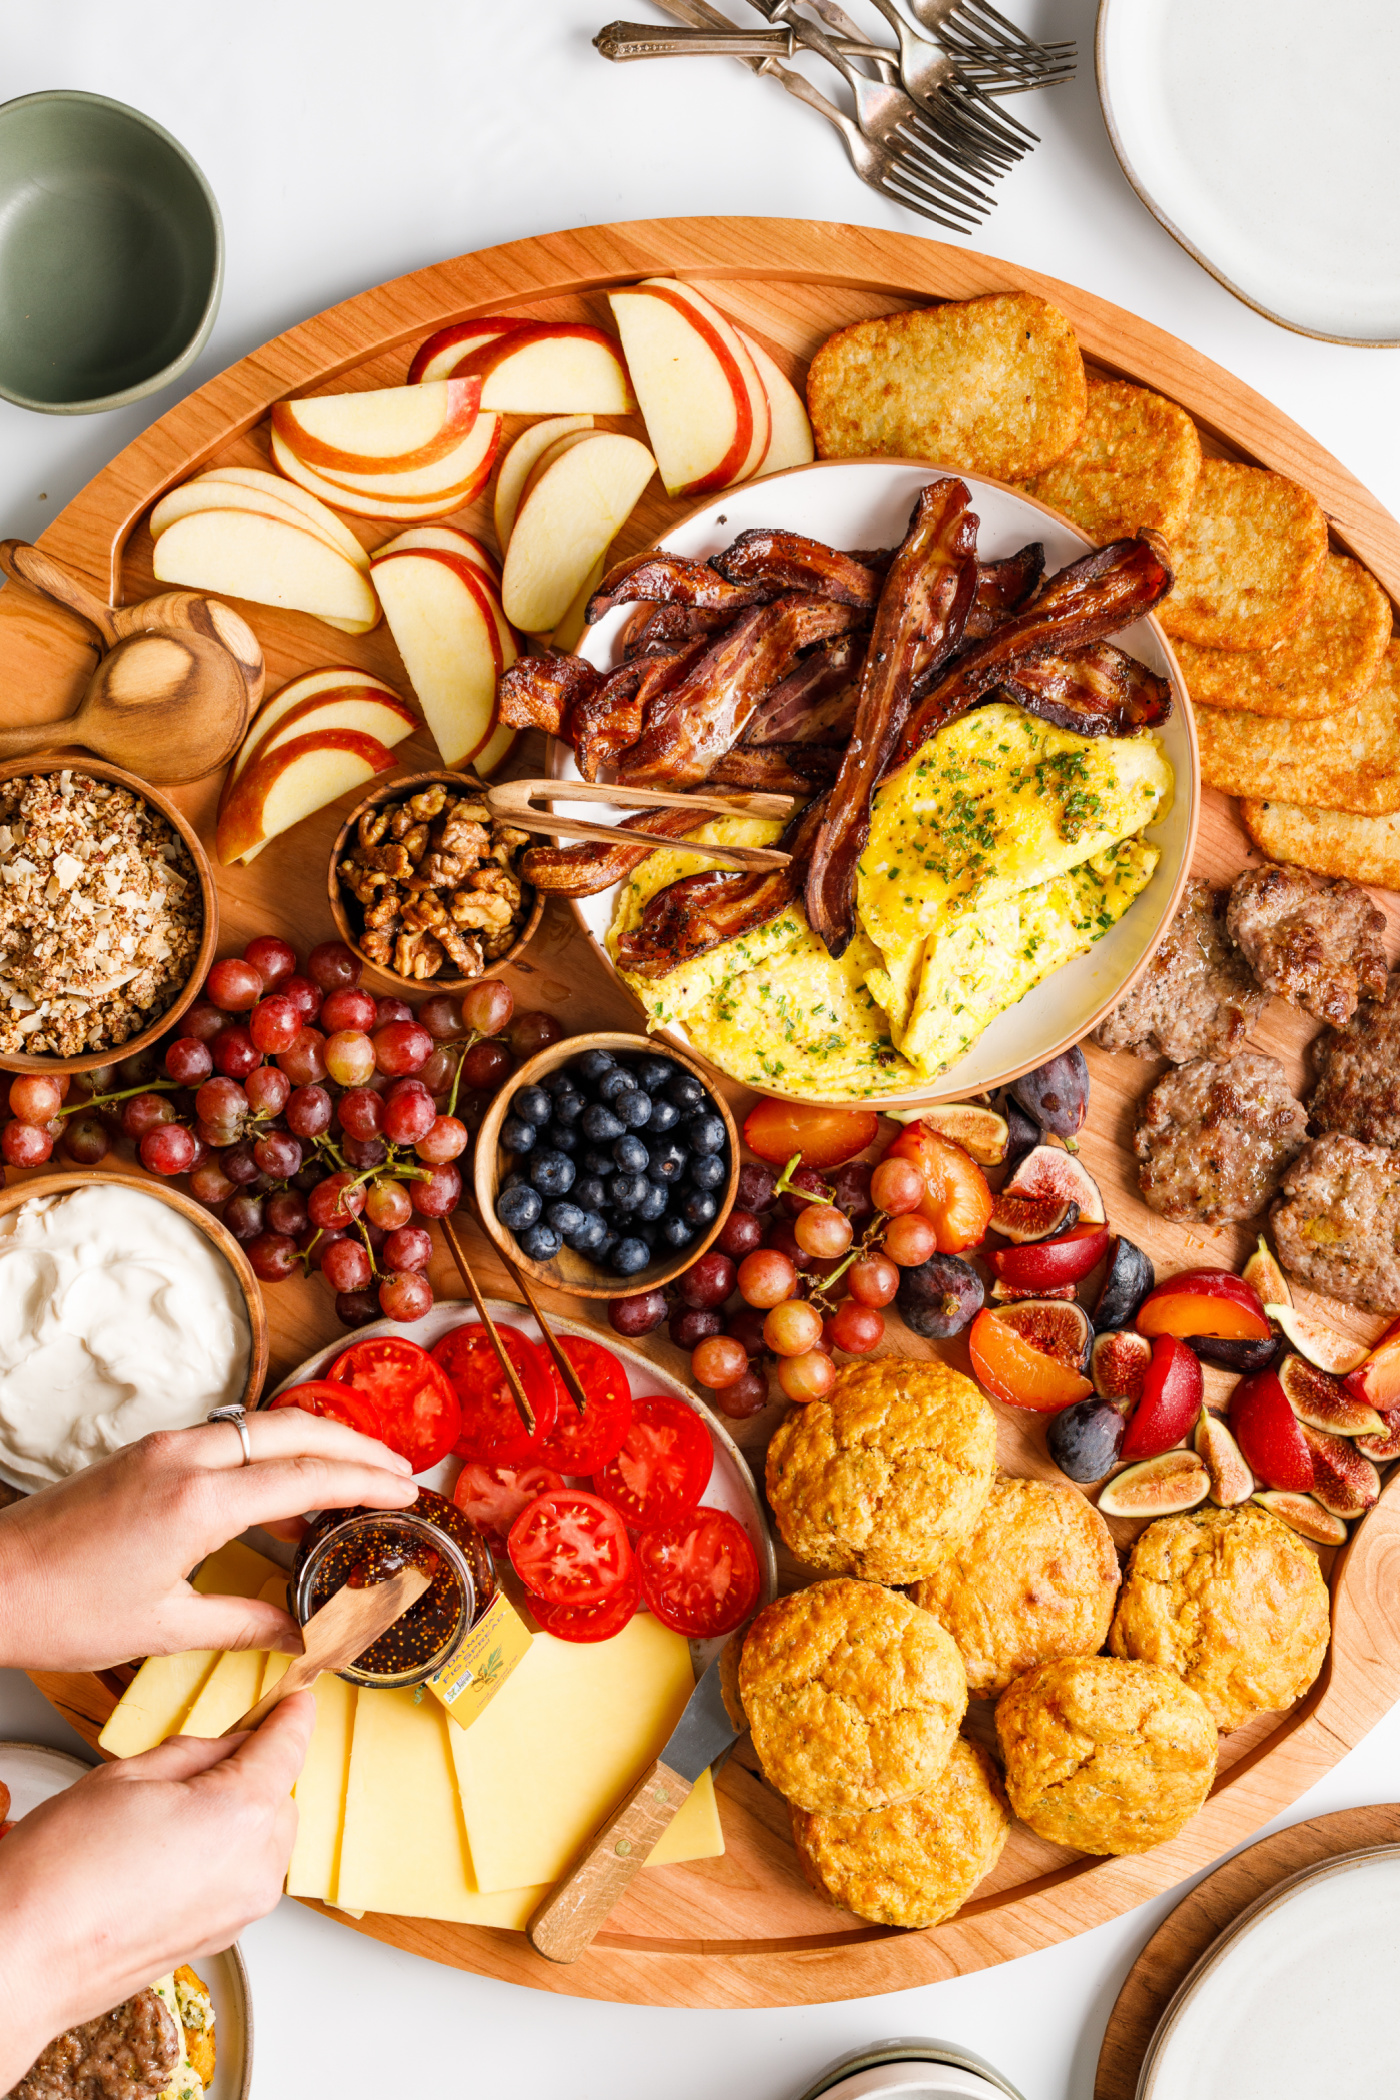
[327,768,542,999]
[0,758,217,1077]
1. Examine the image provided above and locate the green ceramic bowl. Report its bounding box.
[0,90,222,414]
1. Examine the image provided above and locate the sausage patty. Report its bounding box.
[1310,972,1400,1148]
[1134,1050,1308,1223]
[12,1991,180,2100]
[1226,862,1386,1025]
[1271,1132,1400,1313]
[1094,877,1266,1062]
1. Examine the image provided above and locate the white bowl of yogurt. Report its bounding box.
[0,1172,265,1493]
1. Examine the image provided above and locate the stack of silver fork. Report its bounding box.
[594,0,1075,233]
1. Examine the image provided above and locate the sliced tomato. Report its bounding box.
[886,1125,993,1252]
[592,1392,713,1531]
[528,1566,640,1644]
[507,1488,633,1605]
[744,1097,878,1171]
[327,1338,461,1470]
[267,1378,385,1440]
[636,1508,760,1639]
[536,1336,633,1475]
[433,1322,558,1465]
[452,1460,564,1542]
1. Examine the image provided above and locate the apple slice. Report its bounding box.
[243,689,417,768]
[230,667,400,786]
[151,509,380,629]
[195,468,372,570]
[371,549,508,767]
[270,425,498,521]
[149,481,362,569]
[738,327,815,476]
[444,322,635,414]
[493,416,594,552]
[552,552,607,653]
[283,410,501,501]
[649,281,769,483]
[609,284,750,496]
[272,379,480,475]
[215,728,395,865]
[408,317,526,385]
[373,524,499,581]
[471,716,519,779]
[501,432,656,634]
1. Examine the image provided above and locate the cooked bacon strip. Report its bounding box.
[964,544,1045,639]
[805,478,980,958]
[710,528,884,608]
[571,637,711,781]
[616,796,828,979]
[495,652,599,737]
[742,632,863,746]
[997,640,1173,736]
[520,805,704,898]
[586,551,767,624]
[710,744,842,791]
[616,595,863,789]
[890,531,1175,771]
[622,603,738,659]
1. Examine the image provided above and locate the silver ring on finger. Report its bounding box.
[207,1402,253,1466]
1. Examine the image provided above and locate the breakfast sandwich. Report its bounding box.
[1195,640,1400,812]
[1157,458,1327,651]
[1020,374,1201,542]
[1177,552,1390,718]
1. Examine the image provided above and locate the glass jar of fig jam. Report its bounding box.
[293,1487,496,1689]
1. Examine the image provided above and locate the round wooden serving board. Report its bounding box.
[8,218,1400,2008]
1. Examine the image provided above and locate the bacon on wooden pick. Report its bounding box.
[805,477,981,959]
[710,528,885,608]
[615,796,828,979]
[520,805,706,898]
[997,640,1172,736]
[586,551,767,624]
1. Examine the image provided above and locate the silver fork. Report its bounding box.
[906,0,1076,85]
[649,0,993,227]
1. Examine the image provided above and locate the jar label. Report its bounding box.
[426,1588,532,1730]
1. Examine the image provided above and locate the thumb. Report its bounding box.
[173,1596,303,1657]
[104,1731,245,1783]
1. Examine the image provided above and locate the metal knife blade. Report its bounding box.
[658,1652,741,1785]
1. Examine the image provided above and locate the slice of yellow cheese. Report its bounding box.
[177,1575,288,1740]
[281,1658,358,1910]
[449,1615,723,1894]
[336,1686,485,1921]
[98,1541,283,1758]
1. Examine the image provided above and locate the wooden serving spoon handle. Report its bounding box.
[0,539,121,646]
[0,718,69,758]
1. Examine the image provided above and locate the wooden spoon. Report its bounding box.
[222,1563,431,1735]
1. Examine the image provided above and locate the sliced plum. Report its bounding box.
[1187,1333,1279,1373]
[1092,1235,1155,1333]
[992,1220,1110,1293]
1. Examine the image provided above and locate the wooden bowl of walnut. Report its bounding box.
[0,757,217,1078]
[327,769,542,999]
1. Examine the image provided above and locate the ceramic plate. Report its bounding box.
[1098,0,1400,344]
[551,456,1195,1107]
[264,1296,778,1669]
[0,1741,253,2099]
[1138,1843,1400,2099]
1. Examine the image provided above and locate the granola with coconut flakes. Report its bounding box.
[337,777,532,981]
[0,771,202,1058]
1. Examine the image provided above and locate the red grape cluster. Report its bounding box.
[1,937,565,1329]
[608,1150,942,1418]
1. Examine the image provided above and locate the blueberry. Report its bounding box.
[546,1201,585,1237]
[581,1102,624,1143]
[610,1236,651,1276]
[550,1089,584,1124]
[645,1096,680,1135]
[596,1227,619,1264]
[615,1087,653,1131]
[500,1115,537,1155]
[689,1151,726,1191]
[529,1149,576,1197]
[659,1214,695,1250]
[598,1067,639,1104]
[543,1070,578,1098]
[520,1221,563,1262]
[681,1189,719,1228]
[666,1071,705,1111]
[634,1055,678,1092]
[547,1122,581,1156]
[647,1139,689,1184]
[637,1179,669,1222]
[636,1219,662,1248]
[581,1146,615,1177]
[568,1211,609,1257]
[500,1169,526,1192]
[573,1175,608,1213]
[610,1171,650,1213]
[497,1183,543,1232]
[612,1133,650,1174]
[685,1111,727,1155]
[514,1085,552,1127]
[575,1048,616,1084]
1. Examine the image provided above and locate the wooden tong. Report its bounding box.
[439,1216,588,1422]
[485,777,794,871]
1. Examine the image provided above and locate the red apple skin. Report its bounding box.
[446,320,625,382]
[1346,1316,1400,1409]
[991,1221,1111,1294]
[271,378,481,477]
[216,684,413,819]
[619,284,753,496]
[1229,1367,1316,1493]
[215,728,395,864]
[1137,1268,1271,1342]
[1120,1335,1204,1461]
[407,318,525,384]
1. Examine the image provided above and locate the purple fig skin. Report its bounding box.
[1188,1333,1279,1373]
[1010,1047,1089,1142]
[1092,1235,1155,1333]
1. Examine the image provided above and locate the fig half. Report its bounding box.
[1278,1353,1384,1437]
[1002,1143,1105,1225]
[1253,1490,1348,1546]
[1301,1426,1380,1519]
[1091,1328,1151,1411]
[1195,1410,1253,1506]
[1098,1450,1209,1518]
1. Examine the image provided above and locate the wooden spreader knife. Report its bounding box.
[527,1651,740,1963]
[222,1564,430,1735]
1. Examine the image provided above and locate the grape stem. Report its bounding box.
[55,1077,179,1119]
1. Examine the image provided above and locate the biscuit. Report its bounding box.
[1157,459,1327,651]
[1195,641,1400,813]
[995,1655,1217,1854]
[807,292,1086,482]
[1108,1503,1330,1732]
[739,1577,967,1814]
[790,1736,1010,1928]
[1241,797,1400,891]
[765,1356,996,1584]
[913,1476,1120,1696]
[1020,375,1201,542]
[1178,554,1391,719]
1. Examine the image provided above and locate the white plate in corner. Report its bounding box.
[1098,0,1400,345]
[550,456,1196,1108]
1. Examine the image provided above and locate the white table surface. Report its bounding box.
[2,4,1398,2096]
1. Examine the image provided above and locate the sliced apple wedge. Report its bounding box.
[272,379,480,475]
[471,717,519,779]
[215,728,396,865]
[501,432,656,634]
[373,524,499,581]
[230,666,401,786]
[608,284,751,496]
[552,552,607,653]
[371,549,512,768]
[152,510,380,629]
[149,481,361,568]
[408,317,525,385]
[493,415,594,552]
[270,425,499,521]
[444,322,634,414]
[738,328,815,475]
[652,281,769,483]
[276,412,501,502]
[195,468,372,570]
[243,689,416,768]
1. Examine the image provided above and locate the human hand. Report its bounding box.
[0,1699,314,2090]
[0,1409,417,1671]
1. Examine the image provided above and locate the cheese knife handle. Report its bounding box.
[526,1756,693,1964]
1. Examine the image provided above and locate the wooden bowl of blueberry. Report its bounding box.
[474,1030,740,1298]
